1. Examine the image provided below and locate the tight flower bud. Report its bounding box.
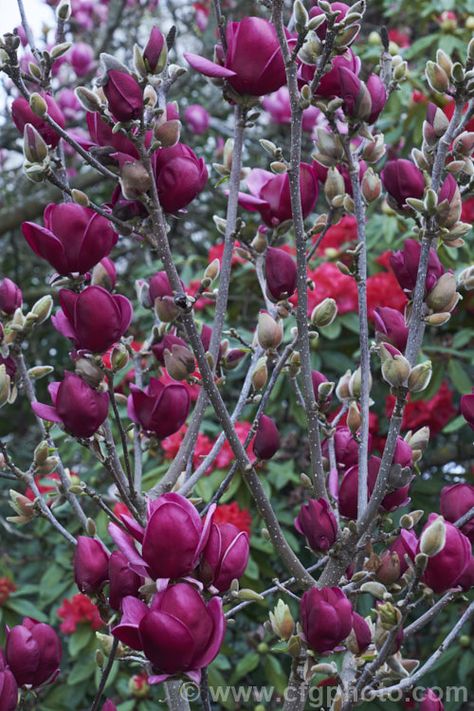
[265,247,297,301]
[425,61,449,93]
[23,123,48,163]
[418,514,471,593]
[252,357,268,390]
[295,498,337,552]
[257,312,283,350]
[420,516,446,557]
[324,167,345,203]
[143,26,167,74]
[163,344,195,380]
[74,536,110,594]
[102,69,143,122]
[425,273,458,313]
[300,587,353,654]
[0,278,22,315]
[6,619,61,688]
[311,297,338,328]
[253,415,280,460]
[380,343,410,388]
[407,361,432,393]
[200,522,249,592]
[420,689,445,711]
[361,168,382,202]
[269,600,295,641]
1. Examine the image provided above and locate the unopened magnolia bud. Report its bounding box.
[324,167,345,203]
[111,344,129,371]
[347,401,361,434]
[8,489,35,524]
[424,312,451,326]
[29,93,48,117]
[336,370,352,400]
[361,168,382,202]
[420,516,446,557]
[75,86,102,112]
[257,312,283,350]
[204,258,220,283]
[349,366,371,398]
[425,61,449,93]
[381,346,410,388]
[393,60,408,82]
[23,124,48,163]
[0,365,11,407]
[33,441,50,466]
[154,119,181,148]
[407,361,432,393]
[360,581,388,599]
[31,295,53,324]
[269,599,295,640]
[252,357,268,390]
[318,381,334,401]
[56,0,71,21]
[236,588,264,602]
[405,426,430,452]
[362,134,386,163]
[164,345,195,380]
[426,273,458,312]
[71,189,90,207]
[300,472,313,488]
[311,297,337,328]
[377,601,401,629]
[458,265,474,290]
[27,365,54,380]
[270,161,287,174]
[251,232,268,254]
[75,357,104,388]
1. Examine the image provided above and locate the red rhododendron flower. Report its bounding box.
[366,271,408,319]
[386,381,455,436]
[57,593,104,633]
[113,502,131,519]
[25,472,61,502]
[387,29,411,47]
[313,216,357,257]
[0,577,16,606]
[444,100,474,132]
[461,196,474,223]
[215,421,255,469]
[162,426,215,472]
[213,502,252,534]
[303,263,358,315]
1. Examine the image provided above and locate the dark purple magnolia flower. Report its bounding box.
[349,611,372,654]
[103,70,143,122]
[460,389,474,431]
[418,514,471,593]
[74,536,110,595]
[0,278,22,315]
[381,159,425,209]
[0,652,17,711]
[301,49,361,95]
[253,415,280,460]
[185,17,286,97]
[86,112,139,158]
[420,689,445,711]
[322,426,372,470]
[112,583,225,683]
[151,143,208,213]
[265,247,297,301]
[6,619,61,688]
[374,306,408,351]
[108,550,143,611]
[109,493,214,581]
[440,483,474,541]
[184,104,210,135]
[200,522,249,592]
[22,203,118,275]
[143,26,166,73]
[457,555,474,591]
[295,498,338,552]
[309,2,350,38]
[335,68,386,124]
[390,239,445,295]
[52,286,133,353]
[127,378,190,438]
[32,372,109,438]
[313,160,367,198]
[339,450,412,519]
[376,529,418,584]
[11,94,65,148]
[102,702,117,711]
[238,165,318,227]
[300,587,353,654]
[152,332,188,365]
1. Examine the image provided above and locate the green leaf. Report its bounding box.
[443,415,467,434]
[5,598,48,622]
[448,359,472,394]
[229,651,260,683]
[68,626,93,657]
[67,657,96,685]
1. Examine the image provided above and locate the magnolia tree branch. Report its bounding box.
[283,653,309,711]
[273,0,327,501]
[369,602,474,699]
[13,350,89,531]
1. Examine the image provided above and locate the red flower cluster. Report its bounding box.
[0,577,16,606]
[213,502,252,534]
[57,593,104,634]
[312,216,357,257]
[386,381,455,436]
